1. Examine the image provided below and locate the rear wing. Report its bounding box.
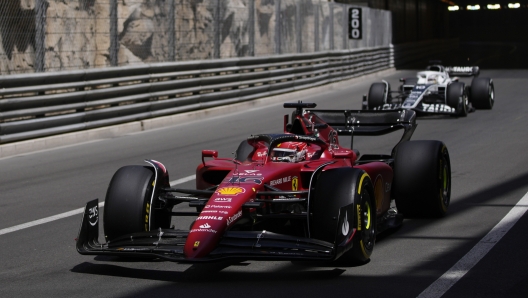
[445,66,480,77]
[306,109,417,149]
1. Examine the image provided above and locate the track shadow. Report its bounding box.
[71,260,345,283]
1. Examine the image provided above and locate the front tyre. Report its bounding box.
[446,82,468,117]
[311,168,376,264]
[393,141,451,218]
[103,166,168,242]
[368,82,389,109]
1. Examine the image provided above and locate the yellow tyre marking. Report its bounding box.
[358,173,370,194]
[364,201,371,230]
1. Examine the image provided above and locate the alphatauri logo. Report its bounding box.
[342,212,350,236]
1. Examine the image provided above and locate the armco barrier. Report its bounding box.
[0,39,458,144]
[0,47,391,144]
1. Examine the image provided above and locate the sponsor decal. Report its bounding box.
[292,176,299,191]
[244,170,259,174]
[270,176,292,186]
[342,212,350,236]
[201,210,218,214]
[194,241,200,248]
[385,182,391,192]
[196,216,223,221]
[226,211,242,226]
[190,228,217,234]
[414,85,426,90]
[88,206,98,226]
[295,135,318,142]
[214,197,232,203]
[199,223,211,229]
[216,186,245,196]
[227,176,263,184]
[257,152,267,158]
[204,204,232,209]
[447,66,473,73]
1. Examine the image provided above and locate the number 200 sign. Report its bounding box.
[349,8,362,39]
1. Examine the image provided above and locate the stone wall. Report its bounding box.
[0,0,392,74]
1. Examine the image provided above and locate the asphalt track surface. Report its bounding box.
[1,69,528,296]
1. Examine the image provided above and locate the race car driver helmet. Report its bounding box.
[270,142,307,163]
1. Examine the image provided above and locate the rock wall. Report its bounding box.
[0,0,392,74]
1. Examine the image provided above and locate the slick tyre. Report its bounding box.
[103,166,165,241]
[447,82,468,117]
[311,168,376,264]
[368,82,388,109]
[471,77,494,109]
[393,141,451,218]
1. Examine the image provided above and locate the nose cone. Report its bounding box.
[184,218,225,259]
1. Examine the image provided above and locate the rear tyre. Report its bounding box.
[471,77,494,109]
[368,82,388,109]
[311,168,376,264]
[103,165,170,241]
[393,141,451,218]
[446,82,468,117]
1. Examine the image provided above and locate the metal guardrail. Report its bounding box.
[0,39,458,144]
[0,47,391,144]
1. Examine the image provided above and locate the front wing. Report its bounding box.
[77,199,339,263]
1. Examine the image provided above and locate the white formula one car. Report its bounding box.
[362,62,494,116]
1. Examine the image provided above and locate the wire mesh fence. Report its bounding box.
[0,0,392,74]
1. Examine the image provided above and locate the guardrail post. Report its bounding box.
[342,5,347,50]
[330,1,334,51]
[248,0,255,56]
[168,0,176,61]
[314,2,319,52]
[214,0,221,59]
[109,0,119,66]
[275,0,281,55]
[296,1,301,53]
[35,0,48,72]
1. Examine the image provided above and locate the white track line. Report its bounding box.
[417,191,528,298]
[0,174,196,236]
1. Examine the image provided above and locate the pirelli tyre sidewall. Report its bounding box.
[103,165,155,242]
[471,77,494,109]
[311,168,376,263]
[393,141,451,218]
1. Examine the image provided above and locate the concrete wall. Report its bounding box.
[0,0,392,74]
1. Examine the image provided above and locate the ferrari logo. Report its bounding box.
[194,241,200,248]
[292,176,298,191]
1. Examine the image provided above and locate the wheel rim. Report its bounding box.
[360,191,375,252]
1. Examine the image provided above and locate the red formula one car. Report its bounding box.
[77,102,451,264]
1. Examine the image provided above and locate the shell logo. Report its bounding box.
[215,186,245,196]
